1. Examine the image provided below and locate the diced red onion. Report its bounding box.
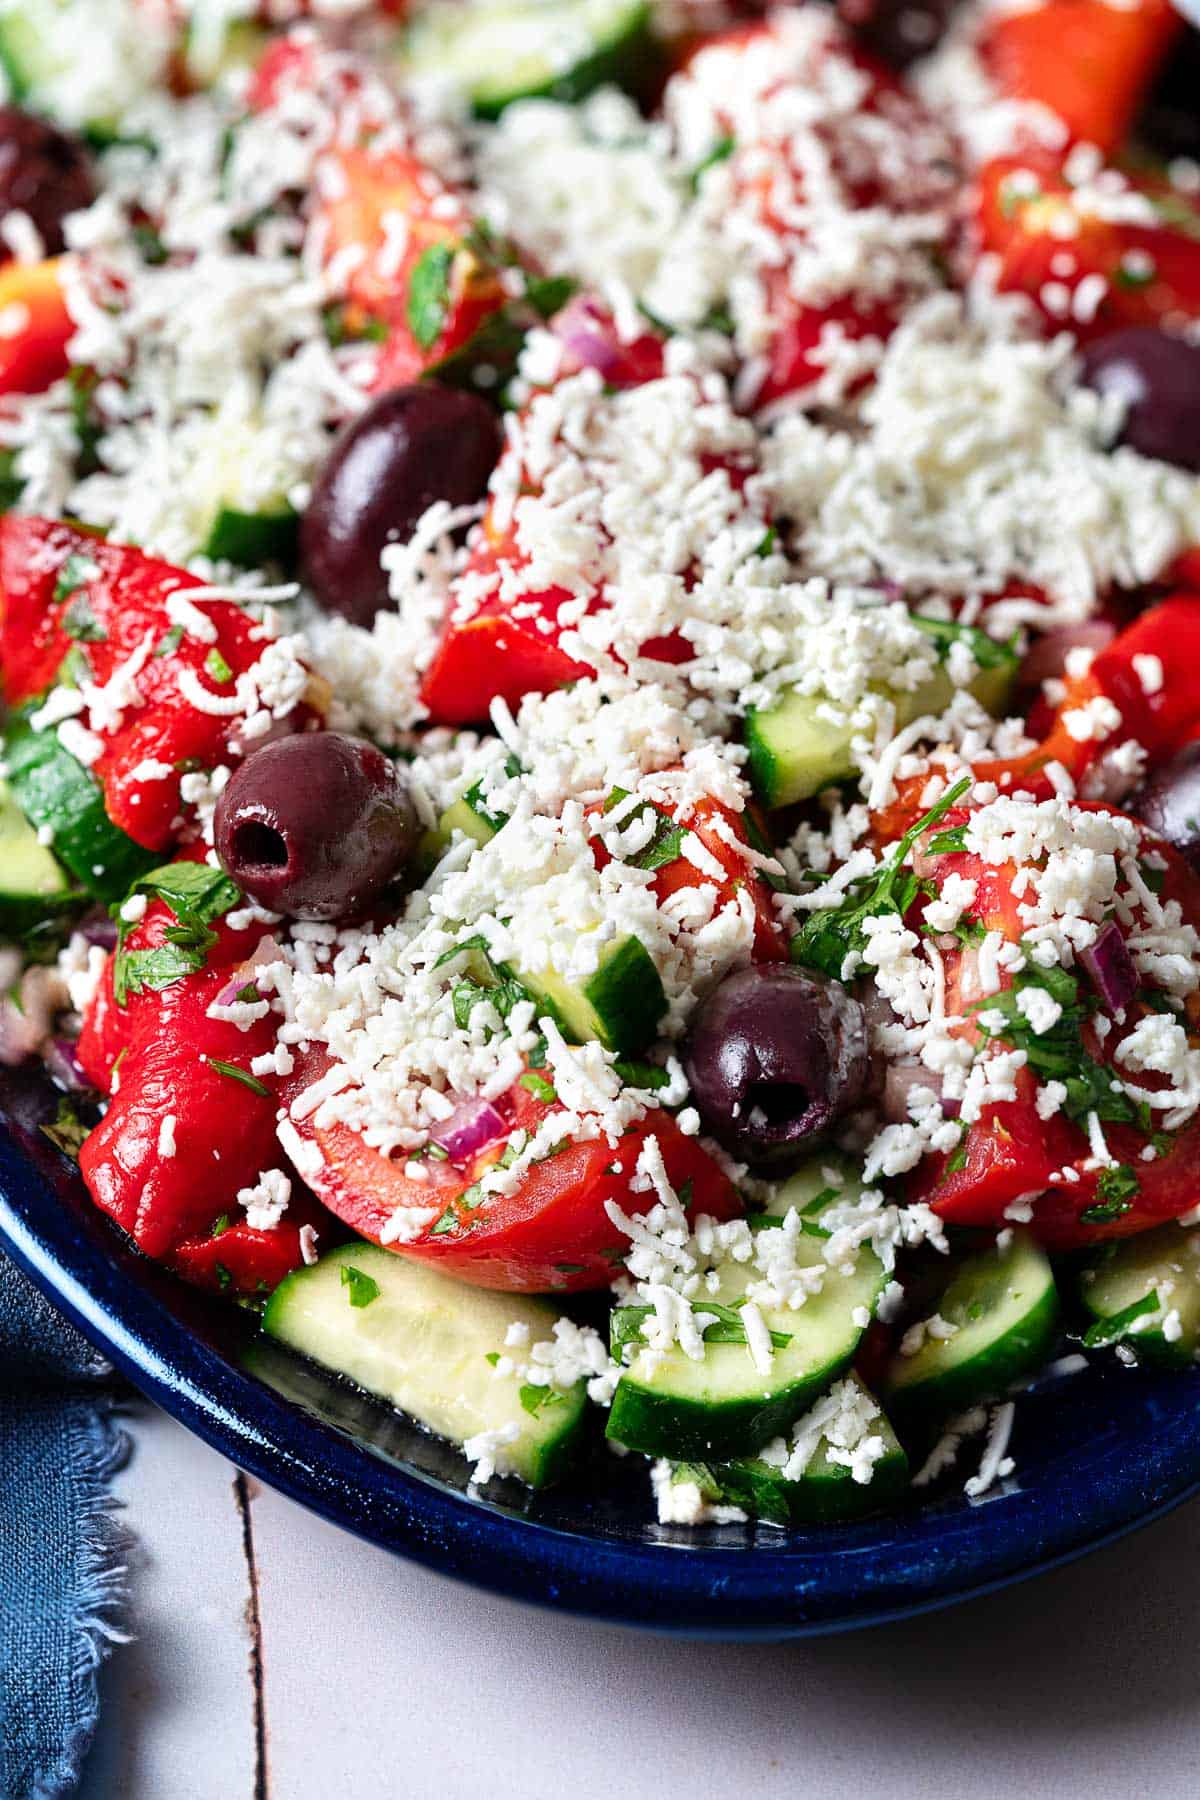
[882,1061,943,1123]
[44,1036,90,1093]
[1080,921,1138,1017]
[552,295,628,380]
[212,936,282,1009]
[431,1097,507,1164]
[1018,620,1116,688]
[80,913,118,951]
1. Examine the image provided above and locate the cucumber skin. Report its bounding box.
[1080,1228,1200,1368]
[409,1,661,120]
[202,506,298,569]
[4,722,158,904]
[710,1443,911,1527]
[745,657,1015,812]
[883,1281,1061,1425]
[262,1245,588,1490]
[606,1352,858,1462]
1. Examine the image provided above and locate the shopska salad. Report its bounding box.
[1,0,1199,1530]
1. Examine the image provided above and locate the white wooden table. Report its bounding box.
[79,1400,1200,1800]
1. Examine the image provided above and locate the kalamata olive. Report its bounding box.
[1080,328,1200,473]
[214,732,417,921]
[0,106,94,256]
[1136,25,1200,163]
[838,0,959,69]
[1131,743,1200,873]
[683,965,871,1173]
[300,383,502,627]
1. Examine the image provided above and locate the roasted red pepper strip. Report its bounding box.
[279,1051,740,1292]
[319,147,508,389]
[0,516,314,849]
[0,259,74,397]
[978,0,1182,155]
[974,153,1200,343]
[79,962,284,1259]
[171,1196,327,1297]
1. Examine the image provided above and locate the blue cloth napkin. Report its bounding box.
[0,1252,129,1800]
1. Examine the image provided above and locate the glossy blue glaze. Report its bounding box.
[3,1069,1199,1638]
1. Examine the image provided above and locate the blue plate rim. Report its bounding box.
[5,1119,1200,1639]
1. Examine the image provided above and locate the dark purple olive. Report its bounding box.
[838,0,960,69]
[684,965,871,1173]
[214,732,417,921]
[300,383,502,626]
[0,106,94,256]
[1136,24,1200,163]
[1080,328,1200,473]
[1131,742,1200,873]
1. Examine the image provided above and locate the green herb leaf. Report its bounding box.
[1080,1163,1140,1224]
[519,1071,557,1103]
[406,242,455,350]
[61,595,106,642]
[154,624,184,658]
[792,776,972,980]
[519,1383,561,1417]
[204,646,233,685]
[340,1263,380,1308]
[53,552,99,606]
[40,1094,90,1160]
[205,1058,270,1097]
[210,1212,232,1238]
[690,134,734,192]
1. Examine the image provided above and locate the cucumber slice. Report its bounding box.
[200,505,298,570]
[0,772,80,937]
[0,0,166,127]
[3,720,157,905]
[606,1237,885,1461]
[745,622,1017,811]
[402,0,656,119]
[182,11,270,88]
[263,1243,588,1488]
[882,1230,1059,1421]
[519,934,666,1056]
[1080,1223,1200,1365]
[678,1377,910,1526]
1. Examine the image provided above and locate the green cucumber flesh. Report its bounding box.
[680,1376,909,1526]
[745,628,1017,811]
[519,933,666,1056]
[3,720,158,904]
[882,1229,1059,1420]
[262,1243,587,1488]
[402,0,656,119]
[0,772,80,936]
[607,1236,885,1461]
[1080,1223,1200,1365]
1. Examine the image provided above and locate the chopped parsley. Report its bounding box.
[111,861,243,1005]
[792,776,971,980]
[52,552,99,606]
[519,1071,557,1103]
[406,241,455,350]
[61,595,106,642]
[1079,1163,1140,1225]
[205,1058,270,1097]
[204,646,233,685]
[603,786,685,871]
[40,1094,90,1161]
[519,1383,562,1417]
[340,1263,380,1308]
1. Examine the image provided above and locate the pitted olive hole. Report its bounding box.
[232,820,289,871]
[745,1081,810,1133]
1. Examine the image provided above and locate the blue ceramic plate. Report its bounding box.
[3,1063,1200,1637]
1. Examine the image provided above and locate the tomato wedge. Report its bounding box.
[279,1053,740,1292]
[0,259,74,397]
